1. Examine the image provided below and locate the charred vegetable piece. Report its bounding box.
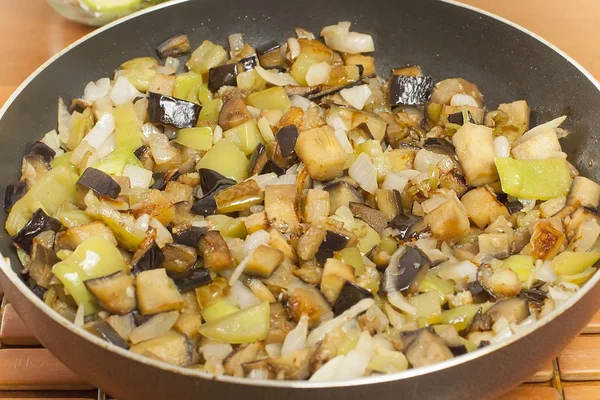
[256,40,283,68]
[286,286,332,328]
[130,234,164,276]
[162,243,197,273]
[92,321,130,349]
[276,125,299,158]
[404,328,453,368]
[332,280,374,316]
[199,168,237,195]
[208,64,238,92]
[136,268,185,315]
[77,168,121,199]
[84,271,136,315]
[295,126,347,181]
[470,298,529,332]
[198,231,234,272]
[4,181,28,213]
[349,202,388,234]
[170,268,212,293]
[25,141,56,163]
[321,258,356,303]
[156,33,191,59]
[172,226,207,247]
[215,179,264,213]
[324,181,364,215]
[389,75,434,106]
[264,184,299,233]
[134,145,149,159]
[148,92,201,129]
[238,55,259,72]
[130,330,192,366]
[13,209,61,253]
[316,230,350,263]
[384,245,431,294]
[245,245,285,278]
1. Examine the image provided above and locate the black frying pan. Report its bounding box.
[1,1,599,399]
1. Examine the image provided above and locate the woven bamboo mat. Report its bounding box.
[1,288,598,400]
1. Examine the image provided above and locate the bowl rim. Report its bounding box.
[1,0,599,389]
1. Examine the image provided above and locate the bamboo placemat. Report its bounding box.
[1,289,598,400]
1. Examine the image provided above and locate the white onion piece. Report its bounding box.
[244,229,271,255]
[514,115,567,146]
[83,78,111,102]
[149,218,173,247]
[309,355,346,382]
[190,219,210,228]
[381,172,409,193]
[491,327,513,344]
[305,62,332,87]
[450,93,478,107]
[295,27,315,39]
[253,172,280,190]
[82,113,115,149]
[335,331,374,380]
[413,149,451,173]
[493,136,510,158]
[134,213,151,232]
[153,65,176,75]
[535,260,557,283]
[287,38,300,62]
[230,281,261,309]
[519,198,536,213]
[201,342,233,361]
[129,311,179,344]
[141,122,161,145]
[334,128,353,153]
[265,343,282,357]
[349,153,377,194]
[258,116,275,143]
[212,125,223,144]
[327,114,348,131]
[279,174,297,184]
[246,106,261,119]
[74,303,85,328]
[57,98,71,145]
[111,76,143,106]
[387,291,417,316]
[437,260,478,285]
[281,314,309,356]
[228,33,244,55]
[165,56,180,71]
[398,169,422,180]
[290,95,314,112]
[149,133,178,164]
[255,66,299,86]
[123,164,152,189]
[41,130,65,156]
[321,22,374,53]
[307,298,374,346]
[340,84,372,110]
[84,133,116,168]
[421,195,448,214]
[228,251,253,286]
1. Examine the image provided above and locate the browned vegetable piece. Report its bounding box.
[375,189,401,221]
[148,74,176,96]
[131,230,164,276]
[383,245,430,294]
[77,167,121,199]
[173,314,202,341]
[130,330,192,366]
[156,34,191,58]
[286,286,332,328]
[164,181,193,203]
[461,187,509,229]
[431,78,483,107]
[278,108,304,130]
[392,65,422,77]
[245,245,284,278]
[269,227,298,262]
[27,231,58,288]
[224,342,263,377]
[343,53,375,77]
[477,264,521,299]
[162,243,198,273]
[530,220,565,261]
[292,260,323,285]
[332,281,374,316]
[264,184,299,233]
[452,123,498,187]
[295,126,348,181]
[303,189,330,223]
[215,179,264,213]
[267,302,296,344]
[316,230,350,263]
[404,328,453,368]
[478,233,512,260]
[218,95,253,131]
[423,196,470,242]
[267,346,317,380]
[470,298,529,332]
[567,176,600,208]
[198,231,234,272]
[56,221,117,251]
[136,268,184,315]
[324,181,363,215]
[321,258,356,303]
[244,211,270,234]
[194,277,230,308]
[84,271,136,315]
[256,40,284,68]
[131,189,175,226]
[297,226,326,261]
[349,202,388,233]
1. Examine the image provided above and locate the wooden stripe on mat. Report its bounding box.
[497,386,559,400]
[582,311,600,334]
[526,362,553,383]
[558,336,600,381]
[0,349,92,390]
[563,385,600,400]
[1,304,40,346]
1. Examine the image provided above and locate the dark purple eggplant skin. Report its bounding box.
[4,181,28,212]
[238,55,258,72]
[147,92,201,129]
[384,245,431,293]
[94,321,130,349]
[316,230,350,263]
[467,281,494,304]
[198,168,236,195]
[134,145,149,159]
[32,285,47,300]
[449,344,468,357]
[446,112,464,125]
[12,209,62,253]
[208,64,238,92]
[495,192,524,214]
[390,214,423,241]
[25,141,56,163]
[151,170,181,191]
[262,160,286,176]
[191,179,234,216]
[77,168,121,199]
[276,125,299,158]
[170,267,212,293]
[155,33,191,59]
[424,137,455,155]
[248,143,267,175]
[256,40,281,56]
[173,227,208,247]
[131,241,165,276]
[332,281,374,315]
[389,75,434,106]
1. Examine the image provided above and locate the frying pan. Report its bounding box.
[1,0,599,399]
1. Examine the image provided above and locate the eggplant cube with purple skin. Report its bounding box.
[389,75,435,106]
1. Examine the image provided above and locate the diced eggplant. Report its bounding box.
[256,40,283,68]
[332,280,374,316]
[276,125,299,158]
[466,281,493,304]
[106,313,136,341]
[461,187,509,229]
[21,154,50,185]
[316,230,350,263]
[389,75,435,107]
[266,346,317,381]
[27,231,57,288]
[148,92,201,129]
[389,213,423,241]
[84,271,136,315]
[12,209,61,253]
[519,285,547,306]
[25,141,56,163]
[131,234,164,276]
[136,269,185,315]
[134,145,149,159]
[423,137,456,156]
[151,169,181,191]
[431,78,483,107]
[190,194,218,216]
[530,220,565,261]
[199,168,237,195]
[245,245,284,278]
[349,202,388,234]
[404,328,453,368]
[32,285,47,299]
[294,126,348,181]
[198,231,234,272]
[215,179,264,213]
[470,297,529,332]
[248,143,267,175]
[297,226,326,261]
[173,226,207,247]
[452,123,498,187]
[567,176,600,209]
[130,330,192,366]
[320,258,356,303]
[170,267,212,293]
[476,264,521,299]
[162,243,198,273]
[156,33,191,58]
[375,189,402,221]
[224,342,263,377]
[77,168,121,199]
[218,95,252,131]
[264,184,299,233]
[92,321,131,349]
[286,286,332,328]
[208,64,238,93]
[4,181,28,212]
[384,245,431,294]
[303,189,330,224]
[56,221,117,252]
[238,55,259,72]
[423,196,470,242]
[324,181,364,215]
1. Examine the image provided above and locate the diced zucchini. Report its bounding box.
[136,269,185,315]
[198,301,270,344]
[245,245,284,278]
[173,127,213,151]
[198,231,234,272]
[195,138,249,182]
[201,299,240,323]
[119,68,156,93]
[552,251,600,276]
[186,40,228,75]
[50,151,74,169]
[290,39,332,85]
[197,99,223,124]
[419,272,455,301]
[130,330,192,367]
[246,87,291,113]
[236,69,267,91]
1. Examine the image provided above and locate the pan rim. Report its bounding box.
[1,0,599,389]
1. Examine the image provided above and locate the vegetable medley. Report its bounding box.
[5,21,600,381]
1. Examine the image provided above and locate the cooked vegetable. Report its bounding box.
[85,271,136,315]
[316,230,350,263]
[12,209,61,253]
[162,243,197,273]
[496,157,572,200]
[198,231,234,272]
[452,123,498,186]
[218,95,252,131]
[384,245,431,294]
[170,268,212,293]
[172,226,207,247]
[567,176,600,208]
[404,328,453,367]
[199,301,270,344]
[77,168,121,199]
[148,92,201,129]
[208,64,238,92]
[389,75,434,106]
[349,202,388,234]
[423,196,470,242]
[325,181,364,215]
[130,330,192,366]
[264,184,299,233]
[4,181,28,213]
[187,40,227,75]
[332,281,374,316]
[245,245,284,278]
[131,234,164,275]
[470,298,529,332]
[246,87,291,113]
[156,33,191,59]
[461,187,509,229]
[215,179,263,213]
[136,268,185,315]
[196,138,249,182]
[276,125,299,158]
[552,251,600,276]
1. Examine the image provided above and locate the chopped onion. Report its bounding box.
[190,219,210,228]
[123,164,153,189]
[335,331,374,380]
[493,135,510,158]
[309,355,346,382]
[321,22,375,53]
[414,237,438,252]
[57,98,71,145]
[333,128,353,153]
[290,95,314,112]
[287,38,300,62]
[281,314,309,356]
[349,153,377,194]
[413,149,451,173]
[265,343,282,357]
[421,195,448,214]
[149,218,173,247]
[295,27,315,39]
[201,341,233,361]
[387,291,417,316]
[258,116,275,143]
[253,172,280,190]
[398,169,422,180]
[111,76,143,106]
[381,172,409,193]
[450,93,478,107]
[307,298,374,346]
[228,33,244,56]
[129,311,179,344]
[134,213,151,232]
[384,303,408,330]
[84,133,116,168]
[41,130,65,156]
[340,84,372,110]
[535,260,557,283]
[437,260,478,285]
[255,66,299,86]
[228,251,253,286]
[518,198,536,213]
[82,113,115,149]
[246,106,262,119]
[305,62,332,87]
[153,65,176,75]
[149,133,178,164]
[279,174,297,184]
[230,281,261,309]
[83,78,111,102]
[491,327,513,344]
[514,115,567,146]
[141,122,161,145]
[213,125,223,144]
[244,230,271,255]
[330,205,355,230]
[165,56,180,71]
[74,303,85,328]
